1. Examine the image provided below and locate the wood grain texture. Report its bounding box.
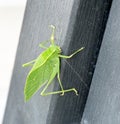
[3,0,112,124]
[81,0,120,124]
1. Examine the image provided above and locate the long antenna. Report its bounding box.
[49,25,56,45]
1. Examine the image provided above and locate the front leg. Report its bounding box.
[59,47,84,59]
[39,40,50,49]
[22,59,36,67]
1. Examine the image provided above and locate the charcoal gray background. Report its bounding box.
[81,0,120,124]
[3,0,112,124]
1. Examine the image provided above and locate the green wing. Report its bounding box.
[31,47,56,71]
[24,61,52,101]
[24,48,59,101]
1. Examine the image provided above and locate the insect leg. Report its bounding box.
[40,71,57,96]
[59,47,84,59]
[41,87,78,96]
[57,72,64,96]
[39,40,49,49]
[41,72,78,96]
[22,59,36,67]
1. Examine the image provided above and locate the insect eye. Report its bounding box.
[57,47,61,53]
[60,48,61,53]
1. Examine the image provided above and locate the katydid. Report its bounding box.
[23,25,84,101]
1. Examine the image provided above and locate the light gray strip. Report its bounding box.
[81,0,120,124]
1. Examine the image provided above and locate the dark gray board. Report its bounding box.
[48,0,112,124]
[3,0,112,124]
[81,0,120,124]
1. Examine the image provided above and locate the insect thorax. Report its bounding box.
[50,45,61,54]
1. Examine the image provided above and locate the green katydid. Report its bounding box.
[23,25,84,101]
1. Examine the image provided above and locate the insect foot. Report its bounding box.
[49,24,55,29]
[72,88,79,96]
[60,92,65,96]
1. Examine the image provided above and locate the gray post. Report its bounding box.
[3,0,112,124]
[81,0,120,124]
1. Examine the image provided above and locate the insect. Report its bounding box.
[23,25,84,101]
